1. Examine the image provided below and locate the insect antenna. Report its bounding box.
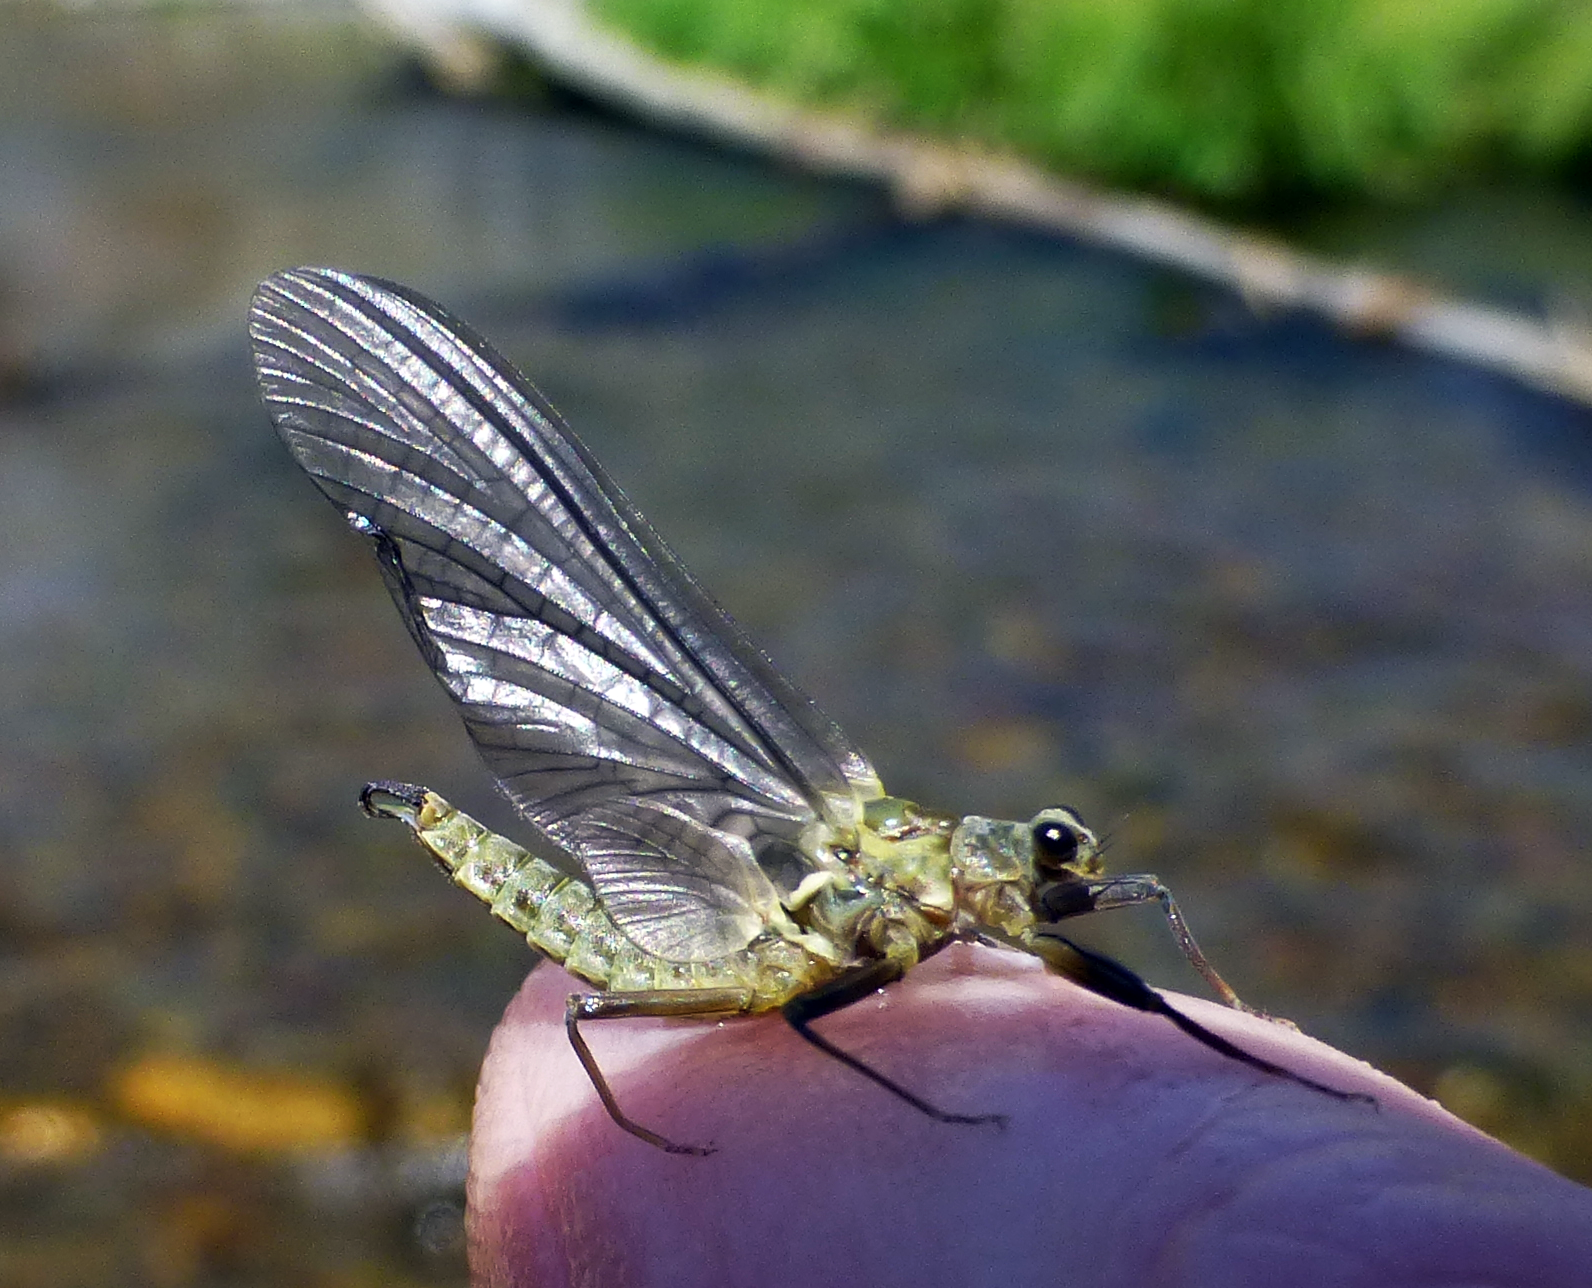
[1094,807,1137,862]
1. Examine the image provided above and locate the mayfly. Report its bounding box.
[250,267,1364,1155]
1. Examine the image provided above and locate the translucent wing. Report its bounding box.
[249,267,882,960]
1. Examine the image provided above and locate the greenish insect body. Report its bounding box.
[368,786,1101,1011]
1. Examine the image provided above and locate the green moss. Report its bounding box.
[593,0,1592,208]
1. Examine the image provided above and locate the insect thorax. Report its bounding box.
[795,796,1043,962]
[786,795,960,974]
[843,798,1048,943]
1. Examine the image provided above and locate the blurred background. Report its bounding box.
[5,1,1592,1283]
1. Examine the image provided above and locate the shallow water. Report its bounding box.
[4,4,1592,1282]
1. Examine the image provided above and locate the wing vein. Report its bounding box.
[250,267,883,959]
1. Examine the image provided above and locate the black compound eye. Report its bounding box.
[1032,819,1081,866]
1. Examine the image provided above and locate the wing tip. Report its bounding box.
[248,266,355,333]
[248,268,443,355]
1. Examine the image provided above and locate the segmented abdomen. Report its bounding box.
[397,791,830,1006]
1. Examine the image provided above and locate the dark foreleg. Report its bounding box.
[1031,930,1372,1105]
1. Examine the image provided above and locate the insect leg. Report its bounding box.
[1030,930,1372,1104]
[1039,874,1253,1011]
[566,987,753,1156]
[781,960,1007,1130]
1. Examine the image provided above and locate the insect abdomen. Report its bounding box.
[372,788,833,1003]
[367,787,621,983]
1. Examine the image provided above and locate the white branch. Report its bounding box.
[365,0,1592,406]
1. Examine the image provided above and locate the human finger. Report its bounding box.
[469,942,1592,1288]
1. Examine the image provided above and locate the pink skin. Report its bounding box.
[469,943,1592,1288]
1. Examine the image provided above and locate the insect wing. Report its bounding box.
[249,268,882,960]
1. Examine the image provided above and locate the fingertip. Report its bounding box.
[468,946,1592,1288]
